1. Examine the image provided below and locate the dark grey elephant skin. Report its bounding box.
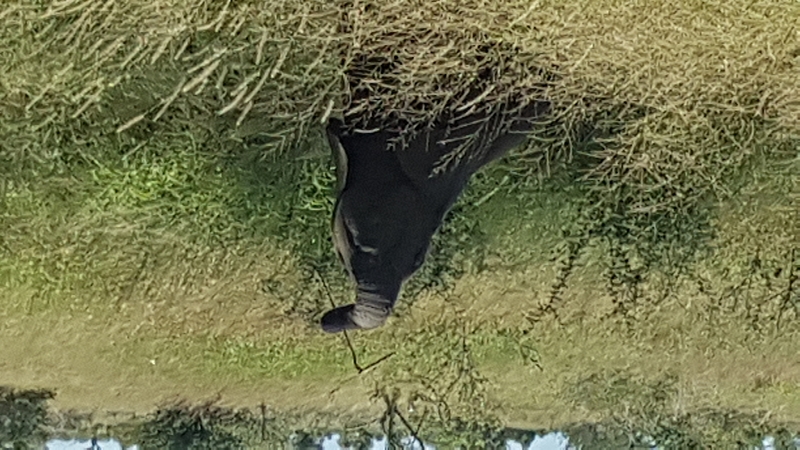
[321,101,549,333]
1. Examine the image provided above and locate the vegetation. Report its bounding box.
[2,386,798,449]
[0,387,54,449]
[1,0,799,448]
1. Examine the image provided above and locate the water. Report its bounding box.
[43,433,571,450]
[43,433,800,449]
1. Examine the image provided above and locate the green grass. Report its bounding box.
[128,326,538,383]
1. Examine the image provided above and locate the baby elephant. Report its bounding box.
[321,101,549,333]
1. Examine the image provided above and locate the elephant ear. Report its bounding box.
[326,118,348,194]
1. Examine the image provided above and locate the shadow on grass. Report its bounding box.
[512,106,738,327]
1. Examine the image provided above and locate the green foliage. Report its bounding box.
[336,429,381,449]
[135,400,252,450]
[565,370,800,448]
[0,387,54,449]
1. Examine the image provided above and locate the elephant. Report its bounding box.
[320,99,550,333]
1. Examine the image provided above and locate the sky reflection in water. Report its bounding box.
[44,432,800,449]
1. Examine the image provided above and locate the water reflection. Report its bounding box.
[46,438,138,450]
[316,432,569,450]
[4,385,798,449]
[44,433,800,450]
[42,433,578,450]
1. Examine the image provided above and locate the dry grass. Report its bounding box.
[2,0,797,263]
[3,0,797,144]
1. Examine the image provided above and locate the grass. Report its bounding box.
[1,124,797,409]
[1,0,799,446]
[0,118,797,448]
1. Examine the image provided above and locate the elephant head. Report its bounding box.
[320,100,550,333]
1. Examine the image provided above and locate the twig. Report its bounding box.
[394,405,425,449]
[380,391,427,449]
[259,403,266,442]
[775,248,797,332]
[313,266,395,373]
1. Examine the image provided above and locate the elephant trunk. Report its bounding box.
[321,286,399,333]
